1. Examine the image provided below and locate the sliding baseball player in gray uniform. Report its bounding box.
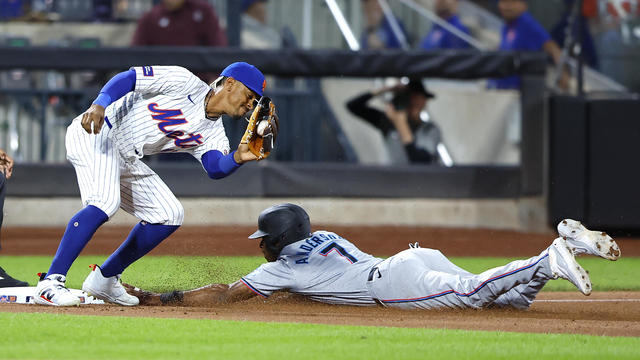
[127,204,621,310]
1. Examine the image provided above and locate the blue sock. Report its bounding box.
[48,205,109,276]
[100,222,179,277]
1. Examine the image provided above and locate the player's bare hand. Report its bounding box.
[122,283,160,306]
[0,149,14,179]
[81,104,106,134]
[235,143,259,164]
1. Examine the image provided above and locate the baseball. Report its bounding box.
[257,120,269,136]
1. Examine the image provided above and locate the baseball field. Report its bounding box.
[1,225,639,359]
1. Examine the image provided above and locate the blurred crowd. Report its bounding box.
[0,0,637,166]
[0,0,624,88]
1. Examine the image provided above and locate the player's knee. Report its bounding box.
[86,199,120,219]
[165,201,184,226]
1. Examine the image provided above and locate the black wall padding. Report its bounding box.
[587,98,640,228]
[10,162,520,199]
[549,94,640,230]
[548,96,588,224]
[0,47,546,78]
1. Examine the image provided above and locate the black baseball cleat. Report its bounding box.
[0,266,29,287]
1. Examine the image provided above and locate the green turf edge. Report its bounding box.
[0,313,638,360]
[1,255,638,292]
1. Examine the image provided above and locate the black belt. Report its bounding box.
[367,266,384,307]
[368,266,381,281]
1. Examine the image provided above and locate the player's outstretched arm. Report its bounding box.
[123,280,257,306]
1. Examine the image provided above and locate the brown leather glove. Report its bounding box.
[240,97,279,161]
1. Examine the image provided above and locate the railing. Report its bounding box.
[0,72,354,164]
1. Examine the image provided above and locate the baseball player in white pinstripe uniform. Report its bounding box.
[36,62,268,306]
[126,204,621,310]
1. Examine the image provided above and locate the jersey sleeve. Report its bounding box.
[131,66,202,97]
[240,260,295,298]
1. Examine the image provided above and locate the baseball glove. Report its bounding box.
[241,96,279,161]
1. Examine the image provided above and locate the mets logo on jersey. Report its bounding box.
[147,103,203,148]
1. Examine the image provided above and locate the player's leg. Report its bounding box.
[36,119,120,306]
[407,248,547,309]
[488,279,548,309]
[491,221,621,309]
[103,158,183,273]
[411,248,545,309]
[371,239,591,309]
[82,159,182,305]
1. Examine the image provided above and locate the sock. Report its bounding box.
[100,222,179,277]
[47,205,109,276]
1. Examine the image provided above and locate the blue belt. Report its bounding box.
[104,116,112,129]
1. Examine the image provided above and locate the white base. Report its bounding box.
[0,286,105,305]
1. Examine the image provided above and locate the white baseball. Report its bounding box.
[257,120,269,136]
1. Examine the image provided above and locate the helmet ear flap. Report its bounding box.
[263,234,282,257]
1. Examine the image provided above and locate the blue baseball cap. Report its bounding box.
[221,62,266,97]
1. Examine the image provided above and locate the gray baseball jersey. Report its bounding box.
[66,66,227,225]
[241,231,384,306]
[241,231,555,310]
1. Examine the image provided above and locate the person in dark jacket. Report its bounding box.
[346,80,442,164]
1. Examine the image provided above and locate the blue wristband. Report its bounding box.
[93,93,112,108]
[202,150,242,179]
[220,150,242,172]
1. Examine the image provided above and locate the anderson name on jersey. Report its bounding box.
[241,231,383,306]
[104,66,230,161]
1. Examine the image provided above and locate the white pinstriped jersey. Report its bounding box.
[241,231,383,306]
[104,66,230,162]
[65,65,230,226]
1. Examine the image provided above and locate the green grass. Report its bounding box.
[1,255,638,359]
[0,255,638,292]
[0,312,638,360]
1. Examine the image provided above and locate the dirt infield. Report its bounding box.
[2,225,639,337]
[3,225,640,257]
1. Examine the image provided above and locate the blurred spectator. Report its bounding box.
[360,0,408,49]
[420,0,472,50]
[132,0,227,82]
[0,0,23,20]
[489,0,567,89]
[0,148,28,288]
[241,0,282,49]
[346,80,442,164]
[550,0,599,69]
[92,0,111,22]
[132,0,227,47]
